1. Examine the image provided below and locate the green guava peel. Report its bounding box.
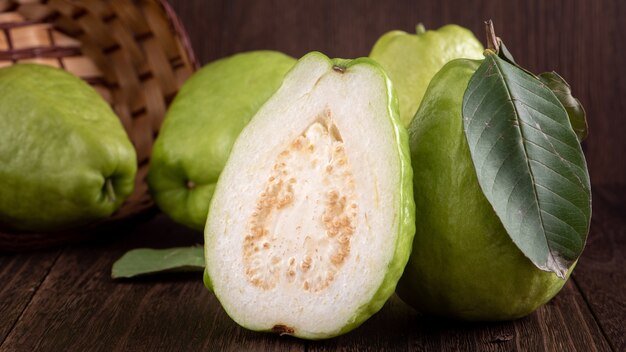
[398,21,590,321]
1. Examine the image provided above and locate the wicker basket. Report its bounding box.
[0,0,197,250]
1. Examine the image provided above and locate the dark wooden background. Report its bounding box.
[1,1,625,351]
[169,0,626,188]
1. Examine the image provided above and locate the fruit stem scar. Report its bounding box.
[416,23,426,35]
[272,324,295,336]
[332,65,346,73]
[105,178,116,203]
[186,180,196,189]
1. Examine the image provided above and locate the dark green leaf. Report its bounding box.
[538,72,588,141]
[497,40,517,65]
[494,36,587,142]
[111,247,205,279]
[496,40,538,79]
[462,53,591,278]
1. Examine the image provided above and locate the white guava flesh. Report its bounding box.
[204,52,414,339]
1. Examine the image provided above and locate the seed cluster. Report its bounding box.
[243,111,357,293]
[323,189,356,266]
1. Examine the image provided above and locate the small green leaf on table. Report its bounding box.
[112,246,205,279]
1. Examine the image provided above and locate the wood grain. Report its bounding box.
[573,187,626,351]
[0,249,61,344]
[168,0,626,187]
[308,283,610,352]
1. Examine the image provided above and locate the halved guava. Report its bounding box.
[204,52,415,339]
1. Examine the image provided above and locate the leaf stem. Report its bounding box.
[485,20,500,53]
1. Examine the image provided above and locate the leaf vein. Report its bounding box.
[523,139,588,189]
[472,101,512,163]
[539,209,584,243]
[490,56,553,260]
[507,75,563,112]
[534,183,588,220]
[520,104,590,191]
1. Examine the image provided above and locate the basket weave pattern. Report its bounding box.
[0,0,197,250]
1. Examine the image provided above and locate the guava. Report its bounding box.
[0,64,136,232]
[369,24,484,126]
[148,51,296,230]
[204,52,415,339]
[396,58,572,321]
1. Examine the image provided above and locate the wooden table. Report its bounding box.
[0,186,623,351]
[2,1,625,351]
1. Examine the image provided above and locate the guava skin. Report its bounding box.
[204,52,416,339]
[0,64,136,232]
[397,58,572,321]
[148,51,296,230]
[369,24,484,127]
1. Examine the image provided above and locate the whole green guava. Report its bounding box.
[369,24,484,126]
[397,58,572,321]
[148,51,296,230]
[0,64,137,232]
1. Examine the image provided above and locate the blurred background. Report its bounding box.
[169,0,626,188]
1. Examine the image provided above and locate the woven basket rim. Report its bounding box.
[159,0,198,70]
[0,19,39,29]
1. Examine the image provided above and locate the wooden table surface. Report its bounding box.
[0,187,623,351]
[2,0,626,351]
